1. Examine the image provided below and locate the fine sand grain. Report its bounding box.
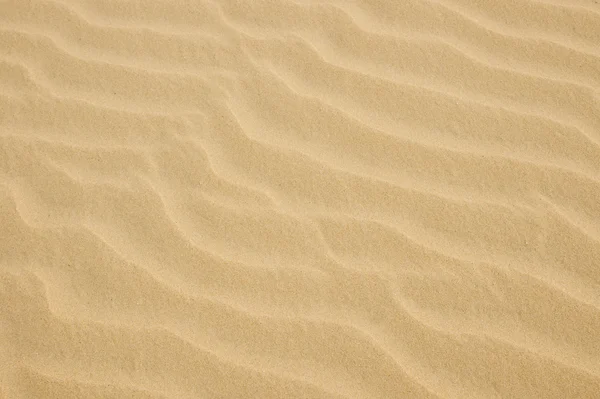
[1,0,600,398]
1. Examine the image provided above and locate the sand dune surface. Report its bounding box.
[1,0,600,398]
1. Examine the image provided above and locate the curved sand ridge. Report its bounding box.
[1,0,600,398]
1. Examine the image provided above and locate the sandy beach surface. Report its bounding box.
[1,0,600,398]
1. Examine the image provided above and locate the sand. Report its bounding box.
[1,0,600,397]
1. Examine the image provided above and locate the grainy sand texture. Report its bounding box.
[1,0,600,398]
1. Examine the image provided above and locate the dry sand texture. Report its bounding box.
[1,0,600,398]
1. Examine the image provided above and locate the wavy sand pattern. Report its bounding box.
[1,0,600,397]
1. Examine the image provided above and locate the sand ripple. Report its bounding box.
[1,0,600,398]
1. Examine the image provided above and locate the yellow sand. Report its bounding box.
[1,0,600,398]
